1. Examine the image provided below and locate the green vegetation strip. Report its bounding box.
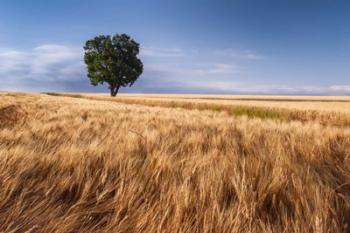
[42,92,84,98]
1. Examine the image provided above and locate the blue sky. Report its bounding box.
[0,0,349,95]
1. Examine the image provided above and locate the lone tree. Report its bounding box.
[84,33,143,96]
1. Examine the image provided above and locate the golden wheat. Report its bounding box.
[85,93,350,113]
[0,92,350,233]
[79,94,350,127]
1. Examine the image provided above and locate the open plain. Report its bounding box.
[0,92,350,232]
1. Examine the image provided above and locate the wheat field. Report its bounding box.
[1,92,350,233]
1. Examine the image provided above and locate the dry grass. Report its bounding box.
[79,94,350,127]
[1,92,350,232]
[85,93,350,113]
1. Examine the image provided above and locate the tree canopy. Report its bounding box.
[84,34,143,96]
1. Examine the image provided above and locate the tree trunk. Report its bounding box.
[110,88,115,97]
[110,85,120,97]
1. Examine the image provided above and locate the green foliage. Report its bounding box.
[84,34,143,96]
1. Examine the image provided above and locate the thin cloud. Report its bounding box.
[145,62,240,79]
[158,80,350,95]
[0,44,84,81]
[141,46,264,60]
[245,53,264,60]
[330,85,350,92]
[212,48,265,60]
[141,46,184,57]
[30,45,82,76]
[1,44,348,95]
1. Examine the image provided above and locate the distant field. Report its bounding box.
[81,93,350,127]
[86,93,350,112]
[1,92,350,232]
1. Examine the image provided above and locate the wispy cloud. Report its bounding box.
[1,44,349,95]
[141,47,264,60]
[141,46,245,84]
[212,48,265,60]
[141,46,184,57]
[30,45,83,76]
[329,85,350,92]
[0,44,83,81]
[146,62,240,77]
[154,80,350,95]
[0,44,86,91]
